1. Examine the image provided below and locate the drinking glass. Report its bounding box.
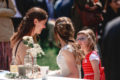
[18,65,26,76]
[40,66,49,80]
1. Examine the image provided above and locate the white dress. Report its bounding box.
[48,44,81,78]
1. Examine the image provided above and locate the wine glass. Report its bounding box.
[40,66,49,80]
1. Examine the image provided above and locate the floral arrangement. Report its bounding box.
[6,73,28,79]
[22,36,45,57]
[6,36,44,79]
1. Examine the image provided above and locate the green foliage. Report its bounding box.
[6,73,17,79]
[6,73,28,79]
[37,39,59,70]
[37,52,44,58]
[23,40,28,45]
[23,39,33,48]
[28,43,33,48]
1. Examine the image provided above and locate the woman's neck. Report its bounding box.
[59,39,66,47]
[57,33,67,47]
[61,41,66,47]
[84,49,92,55]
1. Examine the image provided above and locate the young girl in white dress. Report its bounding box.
[48,17,85,78]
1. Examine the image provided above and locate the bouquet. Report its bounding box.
[22,36,45,57]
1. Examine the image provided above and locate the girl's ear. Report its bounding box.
[34,18,38,25]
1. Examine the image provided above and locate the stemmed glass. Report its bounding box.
[40,66,49,80]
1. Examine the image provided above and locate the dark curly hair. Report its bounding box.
[54,17,75,43]
[54,17,85,64]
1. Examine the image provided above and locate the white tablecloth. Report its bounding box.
[0,70,86,80]
[39,76,87,80]
[0,70,10,79]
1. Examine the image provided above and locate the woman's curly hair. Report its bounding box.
[54,17,85,64]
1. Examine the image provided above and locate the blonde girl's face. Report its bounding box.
[76,34,89,50]
[32,19,47,36]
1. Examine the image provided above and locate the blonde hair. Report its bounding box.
[77,29,98,52]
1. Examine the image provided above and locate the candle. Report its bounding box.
[18,65,26,76]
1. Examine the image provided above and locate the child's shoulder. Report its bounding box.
[91,51,98,55]
[89,51,99,61]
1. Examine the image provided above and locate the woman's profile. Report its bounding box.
[10,7,48,65]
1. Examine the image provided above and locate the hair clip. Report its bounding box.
[57,21,64,25]
[23,17,27,20]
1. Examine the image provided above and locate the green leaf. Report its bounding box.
[28,43,33,48]
[23,41,28,45]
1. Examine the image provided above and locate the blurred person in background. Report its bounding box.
[45,0,74,47]
[11,0,22,32]
[15,0,48,17]
[102,0,120,35]
[71,0,102,36]
[102,17,120,80]
[54,0,73,18]
[98,0,120,51]
[45,0,55,47]
[0,0,16,70]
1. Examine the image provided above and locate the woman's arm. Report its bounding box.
[91,60,100,80]
[61,50,79,78]
[15,41,28,65]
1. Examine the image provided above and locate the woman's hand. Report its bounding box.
[85,4,98,11]
[89,6,98,11]
[85,4,90,9]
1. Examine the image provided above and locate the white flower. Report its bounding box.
[23,36,34,45]
[26,47,45,57]
[23,36,45,57]
[33,44,40,48]
[33,44,45,55]
[26,48,37,56]
[23,36,33,42]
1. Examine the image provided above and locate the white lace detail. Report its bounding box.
[62,45,74,53]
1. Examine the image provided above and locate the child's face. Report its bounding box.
[32,19,47,36]
[76,34,89,50]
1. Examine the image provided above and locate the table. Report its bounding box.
[0,70,10,79]
[0,70,87,80]
[39,76,87,80]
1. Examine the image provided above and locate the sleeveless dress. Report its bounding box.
[48,44,81,78]
[82,51,104,80]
